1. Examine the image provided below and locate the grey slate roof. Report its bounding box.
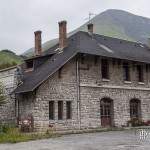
[14,31,150,93]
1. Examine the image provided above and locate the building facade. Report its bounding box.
[14,22,150,132]
[17,55,150,131]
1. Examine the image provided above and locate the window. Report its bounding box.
[49,101,54,120]
[58,101,63,120]
[123,63,130,81]
[137,65,144,82]
[101,59,109,79]
[130,99,141,119]
[81,54,85,64]
[94,56,98,65]
[26,60,33,69]
[66,101,72,119]
[58,68,62,78]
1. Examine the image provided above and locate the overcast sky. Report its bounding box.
[0,0,150,54]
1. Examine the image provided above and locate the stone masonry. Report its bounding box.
[18,55,150,132]
[0,66,17,124]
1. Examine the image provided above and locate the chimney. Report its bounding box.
[87,23,94,34]
[59,20,67,49]
[34,30,42,56]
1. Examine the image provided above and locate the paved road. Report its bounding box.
[0,130,150,150]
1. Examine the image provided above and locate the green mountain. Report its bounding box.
[23,9,150,56]
[4,9,150,69]
[0,50,23,70]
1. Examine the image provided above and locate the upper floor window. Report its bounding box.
[101,59,109,79]
[123,62,130,81]
[137,65,144,82]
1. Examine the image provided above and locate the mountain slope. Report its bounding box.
[0,50,23,70]
[24,9,150,56]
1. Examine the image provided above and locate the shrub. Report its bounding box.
[0,123,16,134]
[127,118,145,127]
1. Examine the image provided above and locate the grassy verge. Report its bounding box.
[0,128,59,143]
[0,127,124,143]
[1,126,148,143]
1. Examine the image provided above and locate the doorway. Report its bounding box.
[100,98,113,127]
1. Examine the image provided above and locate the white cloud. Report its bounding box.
[0,0,150,54]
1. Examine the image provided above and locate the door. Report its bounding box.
[130,99,141,119]
[100,98,113,127]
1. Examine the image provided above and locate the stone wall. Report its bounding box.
[19,55,150,131]
[80,86,150,128]
[0,66,17,123]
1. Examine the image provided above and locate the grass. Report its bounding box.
[0,127,59,143]
[0,125,146,144]
[0,126,124,144]
[0,50,23,70]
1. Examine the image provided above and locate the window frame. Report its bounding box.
[137,65,144,83]
[58,101,63,120]
[123,62,131,81]
[26,60,34,69]
[101,59,109,79]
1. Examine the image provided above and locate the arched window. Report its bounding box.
[130,99,141,119]
[100,98,113,127]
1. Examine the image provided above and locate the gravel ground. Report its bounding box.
[0,130,150,150]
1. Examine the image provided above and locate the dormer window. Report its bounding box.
[26,60,34,72]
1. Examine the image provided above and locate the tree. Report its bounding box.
[0,82,5,106]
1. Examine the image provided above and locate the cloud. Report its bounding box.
[0,0,150,54]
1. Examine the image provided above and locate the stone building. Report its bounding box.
[0,66,17,123]
[14,21,150,132]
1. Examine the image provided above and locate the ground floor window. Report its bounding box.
[49,101,54,120]
[58,101,63,120]
[130,99,141,119]
[66,101,72,119]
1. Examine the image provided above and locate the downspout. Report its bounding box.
[76,55,81,129]
[14,93,20,125]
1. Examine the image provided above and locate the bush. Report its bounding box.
[127,118,145,127]
[0,123,16,134]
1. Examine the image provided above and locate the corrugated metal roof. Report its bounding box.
[14,31,150,93]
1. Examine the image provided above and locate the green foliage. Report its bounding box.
[0,123,16,134]
[0,62,17,70]
[127,118,145,127]
[0,50,22,70]
[0,124,59,143]
[0,82,6,106]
